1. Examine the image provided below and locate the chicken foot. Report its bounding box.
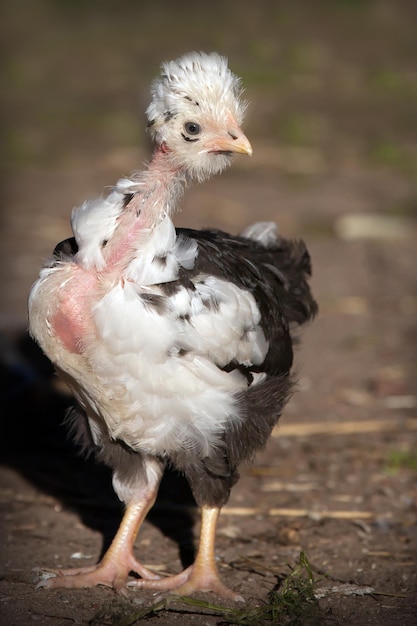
[37,490,160,593]
[128,505,244,601]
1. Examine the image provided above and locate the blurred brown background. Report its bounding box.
[1,1,416,624]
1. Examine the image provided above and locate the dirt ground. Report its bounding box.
[1,1,416,624]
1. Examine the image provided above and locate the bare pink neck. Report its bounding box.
[137,144,187,222]
[103,145,186,271]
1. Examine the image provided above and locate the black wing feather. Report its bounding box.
[177,228,317,376]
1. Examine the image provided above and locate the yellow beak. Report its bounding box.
[208,126,253,156]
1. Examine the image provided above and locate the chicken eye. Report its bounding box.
[184,122,201,136]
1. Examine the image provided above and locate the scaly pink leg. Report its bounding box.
[37,488,160,593]
[129,506,243,601]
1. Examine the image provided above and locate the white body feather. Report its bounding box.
[29,202,268,460]
[71,190,125,270]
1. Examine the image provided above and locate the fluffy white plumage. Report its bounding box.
[32,220,267,457]
[71,190,124,270]
[124,214,198,285]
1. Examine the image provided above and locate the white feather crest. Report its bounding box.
[146,51,246,127]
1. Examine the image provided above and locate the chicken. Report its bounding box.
[28,51,317,601]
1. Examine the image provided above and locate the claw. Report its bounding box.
[128,563,243,602]
[128,507,244,602]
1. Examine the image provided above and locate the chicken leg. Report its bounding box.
[129,505,243,601]
[37,487,160,593]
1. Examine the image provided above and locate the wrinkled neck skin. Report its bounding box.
[102,145,188,273]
